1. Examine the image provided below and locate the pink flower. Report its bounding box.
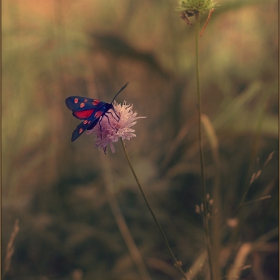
[86,101,145,153]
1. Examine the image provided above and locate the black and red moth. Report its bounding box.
[65,82,128,142]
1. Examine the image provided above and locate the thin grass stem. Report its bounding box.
[201,114,222,280]
[229,101,267,251]
[4,219,20,277]
[194,11,215,280]
[100,154,152,280]
[120,139,188,280]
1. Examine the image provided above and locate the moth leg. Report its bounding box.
[98,117,103,139]
[103,114,117,131]
[106,109,120,122]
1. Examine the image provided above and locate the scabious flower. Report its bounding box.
[178,0,216,13]
[86,101,145,153]
[178,0,217,32]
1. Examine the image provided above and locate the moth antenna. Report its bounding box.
[111,82,129,103]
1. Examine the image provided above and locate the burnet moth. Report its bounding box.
[65,82,128,142]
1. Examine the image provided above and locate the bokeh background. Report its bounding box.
[2,0,278,279]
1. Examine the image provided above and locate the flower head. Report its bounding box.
[178,0,216,13]
[86,101,145,153]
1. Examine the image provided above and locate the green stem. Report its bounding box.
[120,139,188,280]
[100,154,152,280]
[194,12,214,280]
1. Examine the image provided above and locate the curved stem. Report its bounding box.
[100,154,152,280]
[120,139,188,280]
[194,12,214,280]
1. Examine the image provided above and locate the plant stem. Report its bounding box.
[100,154,152,280]
[194,11,214,280]
[120,139,188,280]
[201,115,222,280]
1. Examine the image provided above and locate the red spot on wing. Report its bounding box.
[94,111,103,118]
[79,128,83,134]
[83,120,88,124]
[74,98,79,103]
[80,103,85,108]
[84,98,88,102]
[92,100,100,106]
[74,109,95,119]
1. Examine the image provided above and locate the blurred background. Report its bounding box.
[2,0,278,279]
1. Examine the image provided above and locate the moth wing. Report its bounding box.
[65,96,102,111]
[71,117,99,142]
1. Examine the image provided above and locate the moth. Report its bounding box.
[65,82,128,142]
